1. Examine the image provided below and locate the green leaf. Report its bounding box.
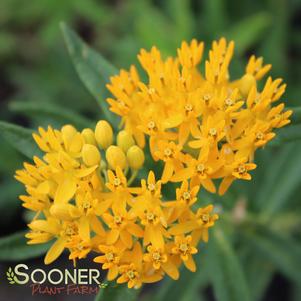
[208,227,251,301]
[254,144,294,210]
[246,227,301,285]
[95,283,140,301]
[133,3,177,54]
[9,100,93,129]
[260,0,289,75]
[0,231,51,261]
[271,124,301,146]
[60,22,119,128]
[260,142,301,215]
[165,0,194,41]
[224,12,271,54]
[0,121,41,158]
[202,0,228,37]
[241,246,275,301]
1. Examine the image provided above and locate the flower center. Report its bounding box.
[183,191,191,200]
[256,132,264,140]
[146,212,155,221]
[148,88,155,95]
[148,183,155,191]
[106,252,114,261]
[179,243,188,252]
[114,215,122,224]
[65,225,76,236]
[179,76,185,83]
[148,121,156,130]
[185,103,193,112]
[127,270,135,279]
[203,94,211,102]
[152,252,161,261]
[225,98,234,106]
[77,244,84,251]
[238,164,246,174]
[113,177,121,186]
[83,200,91,209]
[197,163,205,172]
[224,146,232,155]
[209,127,217,136]
[201,214,209,222]
[164,148,172,157]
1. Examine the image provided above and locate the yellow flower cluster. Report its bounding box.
[15,121,218,288]
[106,38,292,195]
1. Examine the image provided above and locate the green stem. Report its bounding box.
[128,169,139,186]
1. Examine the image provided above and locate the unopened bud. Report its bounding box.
[82,144,101,166]
[61,125,83,153]
[81,128,97,145]
[127,145,145,170]
[106,145,127,170]
[117,130,135,152]
[239,74,256,96]
[61,125,77,146]
[95,120,113,149]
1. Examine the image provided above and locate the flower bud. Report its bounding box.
[117,130,135,152]
[61,124,77,146]
[95,120,113,149]
[106,145,127,170]
[81,128,97,145]
[82,144,101,166]
[239,74,256,96]
[127,145,145,170]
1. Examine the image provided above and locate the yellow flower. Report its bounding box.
[16,97,219,285]
[143,245,167,270]
[154,140,184,183]
[116,242,143,288]
[102,202,143,248]
[94,244,125,280]
[171,235,198,272]
[106,38,292,195]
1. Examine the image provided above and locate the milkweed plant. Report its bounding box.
[14,26,292,290]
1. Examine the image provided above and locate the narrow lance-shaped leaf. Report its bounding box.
[246,226,301,285]
[224,12,271,55]
[240,244,275,301]
[9,100,93,129]
[0,231,51,261]
[61,22,119,128]
[208,226,251,301]
[202,0,228,37]
[0,121,41,159]
[261,142,301,215]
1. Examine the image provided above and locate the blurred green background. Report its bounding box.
[0,0,301,300]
